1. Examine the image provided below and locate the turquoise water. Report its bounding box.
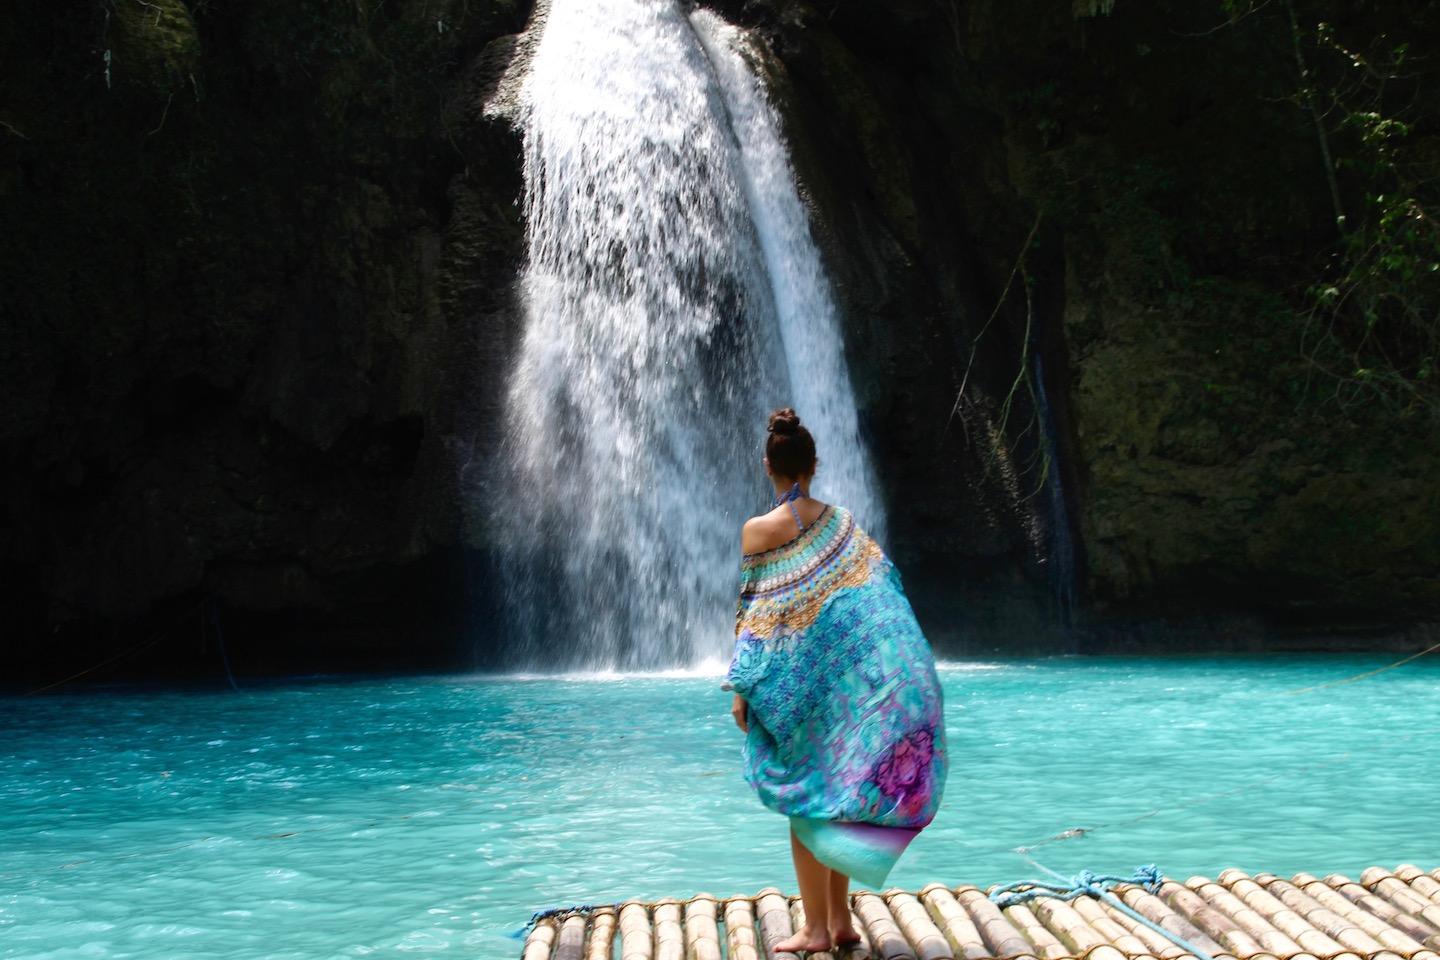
[2,655,1437,958]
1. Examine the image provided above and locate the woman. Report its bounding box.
[722,407,948,955]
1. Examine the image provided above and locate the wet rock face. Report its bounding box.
[4,0,1437,681]
[0,0,533,679]
[1064,212,1440,625]
[703,0,1440,642]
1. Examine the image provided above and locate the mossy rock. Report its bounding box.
[109,0,200,97]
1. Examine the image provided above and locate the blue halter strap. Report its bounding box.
[771,481,808,531]
[770,481,806,508]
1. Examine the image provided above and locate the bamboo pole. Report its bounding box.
[523,917,559,960]
[683,894,722,960]
[1027,892,1130,960]
[1360,869,1440,932]
[1102,890,1208,960]
[1067,894,1165,959]
[998,901,1070,960]
[1394,866,1440,908]
[1111,884,1227,958]
[1322,874,1440,945]
[1184,876,1311,959]
[1291,874,1428,954]
[919,883,991,960]
[586,907,617,960]
[554,913,588,960]
[1244,872,1396,960]
[722,897,762,960]
[884,888,955,960]
[855,890,917,959]
[1096,899,1198,959]
[653,898,684,960]
[1152,881,1263,959]
[620,900,654,960]
[954,885,1038,959]
[756,887,802,960]
[1214,872,1356,960]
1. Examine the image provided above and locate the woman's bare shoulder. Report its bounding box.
[740,507,794,555]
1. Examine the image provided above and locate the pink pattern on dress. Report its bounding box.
[873,727,936,818]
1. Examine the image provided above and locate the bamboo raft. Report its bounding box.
[518,864,1440,960]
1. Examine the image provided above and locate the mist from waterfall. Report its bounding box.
[491,0,883,671]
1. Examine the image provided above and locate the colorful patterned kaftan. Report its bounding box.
[720,504,947,889]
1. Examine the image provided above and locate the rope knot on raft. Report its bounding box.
[989,863,1217,960]
[990,863,1162,908]
[508,902,618,940]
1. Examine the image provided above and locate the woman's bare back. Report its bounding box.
[741,498,828,555]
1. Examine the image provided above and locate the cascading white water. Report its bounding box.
[492,0,884,671]
[691,11,885,546]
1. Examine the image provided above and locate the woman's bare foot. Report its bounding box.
[773,924,831,954]
[829,922,862,948]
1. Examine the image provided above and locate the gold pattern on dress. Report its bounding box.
[736,531,886,640]
[744,509,854,593]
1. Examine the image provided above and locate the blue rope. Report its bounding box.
[989,864,1217,960]
[506,902,618,941]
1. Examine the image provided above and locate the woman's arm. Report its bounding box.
[730,516,771,735]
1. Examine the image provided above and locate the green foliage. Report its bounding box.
[1278,11,1439,417]
[1294,22,1440,417]
[1202,3,1439,418]
[107,0,201,97]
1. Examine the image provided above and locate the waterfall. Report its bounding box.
[491,0,883,671]
[690,12,885,545]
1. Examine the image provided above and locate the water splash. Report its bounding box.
[491,0,882,670]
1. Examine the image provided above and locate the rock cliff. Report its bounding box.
[704,0,1440,650]
[1,0,531,678]
[3,0,1436,684]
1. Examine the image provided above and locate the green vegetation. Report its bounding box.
[1223,0,1440,418]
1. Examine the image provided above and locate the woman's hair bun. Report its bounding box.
[767,408,801,436]
[764,407,817,478]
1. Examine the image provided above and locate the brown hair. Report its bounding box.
[765,407,817,479]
